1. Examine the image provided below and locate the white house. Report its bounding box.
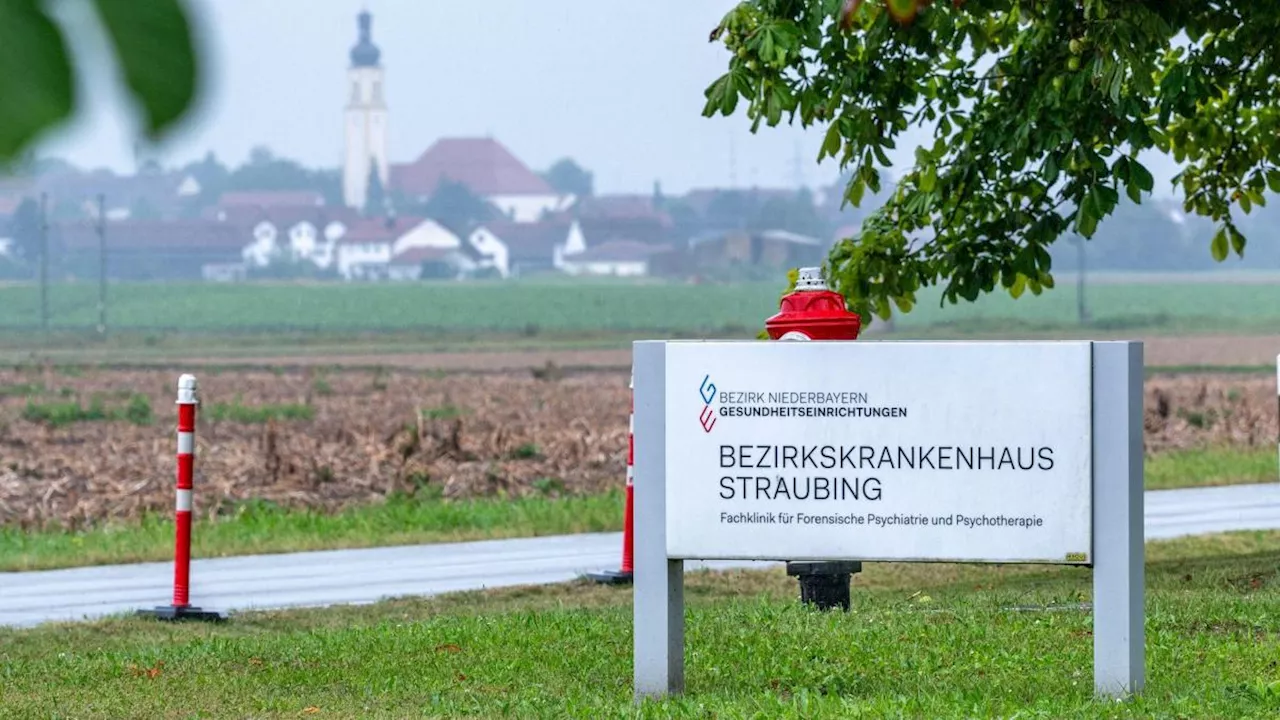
[489,193,577,224]
[387,246,480,281]
[242,221,278,268]
[391,218,462,256]
[335,219,399,280]
[469,219,585,277]
[238,214,350,270]
[333,216,466,280]
[314,221,347,269]
[466,227,512,278]
[336,239,393,280]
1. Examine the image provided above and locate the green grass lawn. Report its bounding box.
[1,530,1276,718]
[1144,446,1278,490]
[0,491,625,572]
[1,448,1272,573]
[1,277,1278,337]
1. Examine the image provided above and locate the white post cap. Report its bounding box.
[177,374,199,405]
[794,267,828,291]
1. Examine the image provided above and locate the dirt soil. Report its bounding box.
[0,368,627,529]
[0,367,1275,528]
[1138,334,1280,367]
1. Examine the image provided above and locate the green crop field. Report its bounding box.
[0,276,1276,336]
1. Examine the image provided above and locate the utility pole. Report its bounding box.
[791,139,806,191]
[96,193,107,338]
[728,133,738,189]
[38,192,48,337]
[1075,235,1088,325]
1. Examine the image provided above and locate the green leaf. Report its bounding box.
[820,122,842,161]
[1124,178,1142,204]
[1266,170,1280,194]
[874,295,892,321]
[1108,66,1124,103]
[760,31,775,66]
[765,86,783,125]
[91,0,199,138]
[702,74,736,117]
[1210,226,1228,262]
[1227,223,1246,256]
[1075,192,1100,238]
[1009,273,1026,299]
[1130,161,1154,192]
[872,142,892,167]
[0,0,75,162]
[920,165,937,193]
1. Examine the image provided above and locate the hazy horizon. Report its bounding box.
[32,0,1183,199]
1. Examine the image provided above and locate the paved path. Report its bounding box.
[3,483,1278,629]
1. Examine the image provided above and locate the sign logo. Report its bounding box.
[698,374,717,433]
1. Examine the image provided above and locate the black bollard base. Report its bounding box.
[585,569,634,585]
[786,561,862,611]
[136,605,226,622]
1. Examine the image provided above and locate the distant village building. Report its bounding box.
[51,220,248,281]
[238,206,355,270]
[561,240,675,278]
[335,216,415,280]
[338,12,571,222]
[689,229,825,271]
[0,167,203,222]
[0,9,730,283]
[390,138,575,223]
[469,220,586,278]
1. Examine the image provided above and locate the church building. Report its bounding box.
[340,11,576,222]
[342,10,389,210]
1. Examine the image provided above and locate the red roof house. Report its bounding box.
[390,137,553,200]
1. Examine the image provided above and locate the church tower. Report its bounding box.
[343,10,389,210]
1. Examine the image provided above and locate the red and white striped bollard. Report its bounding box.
[588,372,635,584]
[138,374,224,621]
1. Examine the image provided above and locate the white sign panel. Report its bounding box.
[664,341,1093,564]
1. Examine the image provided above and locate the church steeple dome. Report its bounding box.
[349,10,381,68]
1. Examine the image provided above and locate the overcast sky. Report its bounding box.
[40,0,1180,197]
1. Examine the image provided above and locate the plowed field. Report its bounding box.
[166,333,1280,373]
[0,368,1274,528]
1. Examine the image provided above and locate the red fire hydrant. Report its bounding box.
[767,266,863,611]
[765,267,861,342]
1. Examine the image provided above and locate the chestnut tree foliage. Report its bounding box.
[0,0,198,166]
[703,0,1280,323]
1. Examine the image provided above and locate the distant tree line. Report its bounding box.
[176,146,343,215]
[7,147,1277,284]
[823,171,1280,272]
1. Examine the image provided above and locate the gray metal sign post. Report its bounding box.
[1090,340,1145,696]
[633,339,683,697]
[632,340,1144,702]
